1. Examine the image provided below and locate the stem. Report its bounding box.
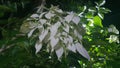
[0,44,15,53]
[37,0,46,13]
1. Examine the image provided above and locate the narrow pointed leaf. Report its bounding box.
[28,28,36,38]
[75,43,90,60]
[31,14,39,18]
[39,29,48,42]
[55,47,64,60]
[35,41,42,54]
[39,19,47,25]
[72,16,80,24]
[39,12,46,19]
[50,21,61,37]
[65,13,74,23]
[45,12,55,19]
[67,44,76,53]
[63,24,69,33]
[50,37,59,48]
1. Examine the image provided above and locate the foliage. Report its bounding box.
[0,0,119,68]
[20,5,90,61]
[79,24,119,68]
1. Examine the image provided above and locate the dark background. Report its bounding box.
[104,0,120,30]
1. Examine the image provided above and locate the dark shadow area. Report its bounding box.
[103,0,120,30]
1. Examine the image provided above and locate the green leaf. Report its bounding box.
[95,0,106,6]
[85,12,94,18]
[99,7,111,14]
[0,11,4,17]
[0,5,13,12]
[98,13,104,19]
[93,16,103,27]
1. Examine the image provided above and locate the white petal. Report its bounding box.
[55,47,64,60]
[28,28,36,38]
[35,41,42,54]
[75,43,90,61]
[45,12,55,19]
[72,16,80,24]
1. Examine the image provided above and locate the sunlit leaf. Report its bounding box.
[39,12,46,19]
[39,29,48,42]
[108,25,119,34]
[39,19,47,25]
[85,11,94,18]
[55,9,63,13]
[20,5,88,61]
[35,41,42,54]
[67,44,76,53]
[68,35,73,44]
[95,0,106,6]
[75,43,90,60]
[50,21,61,37]
[28,28,36,38]
[50,37,59,49]
[63,24,69,33]
[98,13,104,19]
[93,16,103,27]
[99,0,106,6]
[62,37,68,44]
[74,30,82,40]
[43,32,50,43]
[55,47,64,60]
[108,35,119,43]
[72,16,80,24]
[45,11,55,19]
[30,14,39,18]
[87,19,94,27]
[65,12,74,23]
[77,33,82,40]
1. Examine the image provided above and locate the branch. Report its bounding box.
[0,44,15,53]
[37,0,46,13]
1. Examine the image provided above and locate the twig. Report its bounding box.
[37,0,46,13]
[0,44,15,53]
